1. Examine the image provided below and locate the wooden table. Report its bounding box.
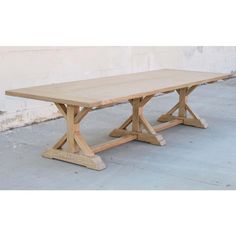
[6,69,232,170]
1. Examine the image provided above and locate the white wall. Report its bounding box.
[1,46,236,131]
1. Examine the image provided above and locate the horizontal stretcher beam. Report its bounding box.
[91,134,137,153]
[153,119,183,132]
[92,120,183,153]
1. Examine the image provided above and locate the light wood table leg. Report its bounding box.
[158,86,208,128]
[110,95,166,146]
[42,103,106,170]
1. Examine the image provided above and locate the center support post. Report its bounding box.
[110,95,166,146]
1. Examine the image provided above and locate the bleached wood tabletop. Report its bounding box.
[6,69,232,170]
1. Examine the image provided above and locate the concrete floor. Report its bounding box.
[0,79,236,189]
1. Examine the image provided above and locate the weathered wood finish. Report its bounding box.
[6,69,230,107]
[6,69,233,170]
[44,95,169,170]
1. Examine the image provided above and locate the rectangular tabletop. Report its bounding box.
[6,69,230,107]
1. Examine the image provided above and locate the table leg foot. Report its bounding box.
[137,132,166,146]
[42,149,106,171]
[183,118,208,129]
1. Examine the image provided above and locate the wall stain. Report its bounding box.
[196,46,204,53]
[1,115,23,125]
[183,46,204,58]
[0,111,6,115]
[183,47,197,58]
[0,112,61,132]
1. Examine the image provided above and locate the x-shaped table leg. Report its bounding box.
[158,86,208,128]
[42,104,106,170]
[110,95,166,146]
